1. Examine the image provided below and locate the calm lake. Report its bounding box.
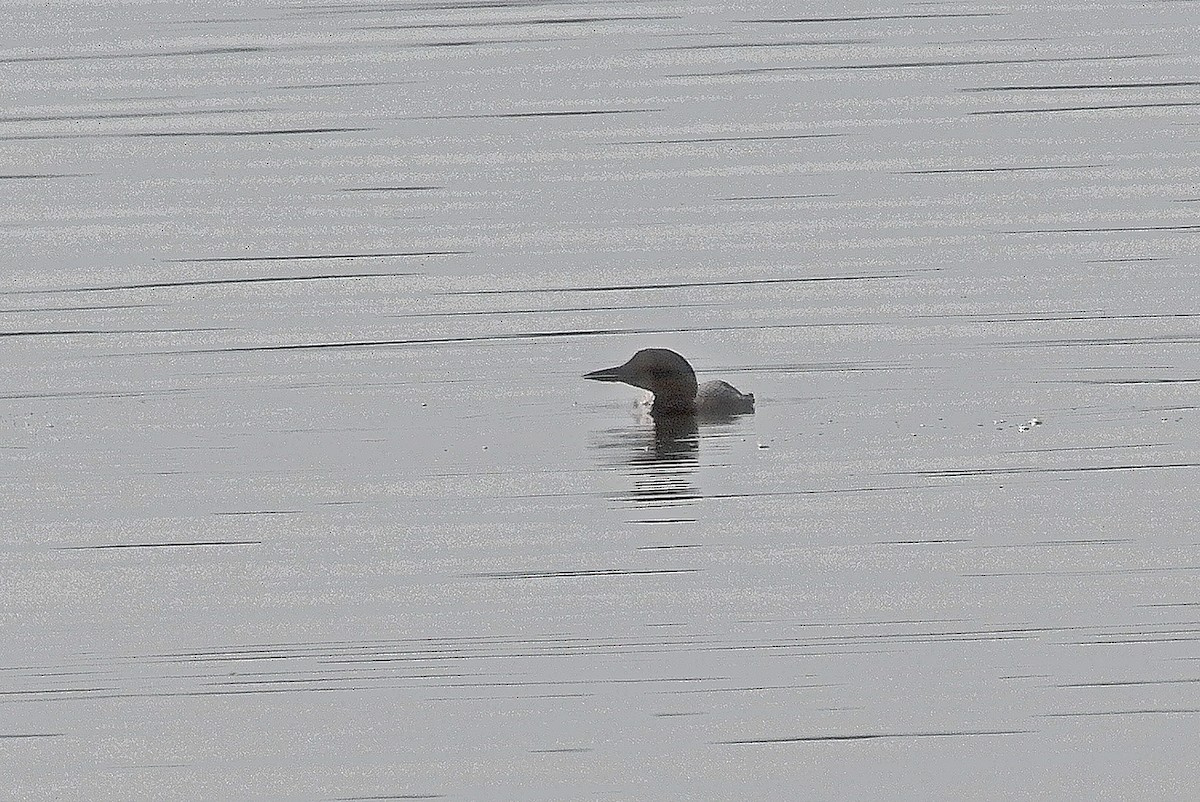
[2,0,1198,799]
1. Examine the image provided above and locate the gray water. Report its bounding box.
[2,1,1198,799]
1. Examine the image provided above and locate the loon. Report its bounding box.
[584,348,755,417]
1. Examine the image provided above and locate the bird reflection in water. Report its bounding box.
[592,415,700,508]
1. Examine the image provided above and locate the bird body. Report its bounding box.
[695,378,756,415]
[584,348,754,417]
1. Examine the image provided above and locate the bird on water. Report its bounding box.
[584,348,754,417]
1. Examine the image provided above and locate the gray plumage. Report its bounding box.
[584,348,754,417]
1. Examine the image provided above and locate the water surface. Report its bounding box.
[2,1,1198,799]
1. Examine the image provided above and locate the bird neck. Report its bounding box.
[650,392,697,416]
